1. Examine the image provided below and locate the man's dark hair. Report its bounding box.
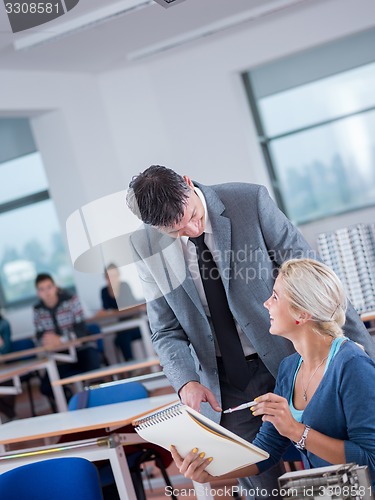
[35,273,55,287]
[127,165,190,227]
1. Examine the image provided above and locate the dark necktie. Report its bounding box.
[189,234,249,391]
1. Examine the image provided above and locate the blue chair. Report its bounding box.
[68,381,148,410]
[68,382,176,500]
[0,457,103,500]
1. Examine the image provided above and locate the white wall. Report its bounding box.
[2,0,375,335]
[98,0,375,237]
[98,0,375,182]
[0,70,125,335]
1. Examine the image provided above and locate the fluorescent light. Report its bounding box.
[14,0,154,51]
[153,0,187,7]
[128,0,313,61]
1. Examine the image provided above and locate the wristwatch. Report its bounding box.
[295,424,311,450]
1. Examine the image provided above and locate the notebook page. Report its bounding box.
[134,403,268,476]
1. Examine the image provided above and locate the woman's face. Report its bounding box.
[106,268,120,286]
[263,276,297,337]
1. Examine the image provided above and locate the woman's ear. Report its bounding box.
[296,311,312,324]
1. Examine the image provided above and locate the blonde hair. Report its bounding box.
[278,258,347,339]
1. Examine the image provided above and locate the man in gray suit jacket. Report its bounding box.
[127,166,375,499]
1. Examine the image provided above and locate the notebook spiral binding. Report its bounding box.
[134,403,183,429]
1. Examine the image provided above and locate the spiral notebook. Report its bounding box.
[133,401,269,476]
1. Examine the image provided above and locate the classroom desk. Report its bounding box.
[0,394,177,500]
[0,306,153,366]
[89,371,170,392]
[0,345,45,363]
[0,334,100,364]
[101,317,154,360]
[88,304,155,360]
[86,304,147,325]
[0,358,67,413]
[52,357,161,389]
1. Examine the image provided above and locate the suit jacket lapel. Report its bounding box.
[196,183,232,294]
[156,230,207,317]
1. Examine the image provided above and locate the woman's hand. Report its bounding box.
[252,393,303,441]
[170,446,214,483]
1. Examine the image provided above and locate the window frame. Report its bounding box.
[242,71,375,225]
[0,184,75,310]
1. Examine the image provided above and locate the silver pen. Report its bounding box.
[223,400,258,414]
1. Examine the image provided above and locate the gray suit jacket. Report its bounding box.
[131,182,375,421]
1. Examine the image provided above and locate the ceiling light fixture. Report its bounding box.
[13,0,154,51]
[153,0,187,7]
[128,0,313,61]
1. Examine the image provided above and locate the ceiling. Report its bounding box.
[0,0,309,74]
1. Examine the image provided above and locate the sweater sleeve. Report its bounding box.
[33,306,46,341]
[70,295,87,339]
[340,353,375,478]
[252,371,292,473]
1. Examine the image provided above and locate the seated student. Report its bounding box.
[97,263,141,361]
[171,259,375,490]
[0,314,16,421]
[33,273,101,405]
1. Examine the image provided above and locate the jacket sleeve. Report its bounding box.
[251,371,291,473]
[256,185,375,359]
[131,236,200,394]
[340,353,375,475]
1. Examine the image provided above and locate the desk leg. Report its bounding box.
[108,445,137,500]
[45,359,68,412]
[0,376,22,395]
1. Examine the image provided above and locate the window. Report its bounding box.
[243,29,375,225]
[0,119,74,307]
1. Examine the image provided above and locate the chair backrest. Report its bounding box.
[10,338,36,360]
[68,381,149,411]
[86,323,104,353]
[0,457,103,500]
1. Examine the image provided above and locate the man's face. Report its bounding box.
[160,176,205,238]
[36,279,58,307]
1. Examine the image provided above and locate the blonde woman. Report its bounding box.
[171,258,375,490]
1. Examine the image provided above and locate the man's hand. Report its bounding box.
[41,331,63,349]
[0,337,4,348]
[179,381,222,412]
